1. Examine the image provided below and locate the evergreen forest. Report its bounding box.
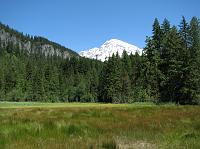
[0,17,200,104]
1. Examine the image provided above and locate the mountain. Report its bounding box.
[0,22,78,58]
[79,39,143,61]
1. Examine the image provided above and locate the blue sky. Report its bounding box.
[0,0,199,52]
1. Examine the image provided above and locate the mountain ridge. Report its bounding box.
[0,22,78,58]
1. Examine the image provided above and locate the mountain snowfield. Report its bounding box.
[79,39,143,61]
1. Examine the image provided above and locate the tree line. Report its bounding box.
[0,16,199,104]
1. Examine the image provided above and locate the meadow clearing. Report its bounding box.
[0,102,200,149]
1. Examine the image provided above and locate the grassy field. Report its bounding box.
[0,102,200,149]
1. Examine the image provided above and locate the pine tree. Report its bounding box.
[144,21,162,101]
[179,16,191,49]
[98,53,122,103]
[25,60,35,101]
[178,16,193,104]
[0,55,5,99]
[160,26,183,102]
[109,53,122,103]
[121,69,131,103]
[33,65,45,101]
[161,19,171,60]
[161,19,170,35]
[129,52,144,101]
[152,18,162,53]
[75,78,86,102]
[122,50,131,75]
[89,67,99,101]
[14,59,27,101]
[48,65,60,102]
[185,17,200,103]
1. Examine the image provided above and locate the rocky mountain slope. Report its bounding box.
[0,22,78,58]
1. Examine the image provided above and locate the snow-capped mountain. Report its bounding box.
[79,39,142,61]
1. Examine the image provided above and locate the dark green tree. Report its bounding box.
[160,26,183,103]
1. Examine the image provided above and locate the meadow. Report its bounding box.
[0,102,200,149]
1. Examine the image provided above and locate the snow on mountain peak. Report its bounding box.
[79,39,142,61]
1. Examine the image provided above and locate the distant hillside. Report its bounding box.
[0,22,78,58]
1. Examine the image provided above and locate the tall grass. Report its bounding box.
[0,103,199,149]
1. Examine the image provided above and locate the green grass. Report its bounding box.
[0,102,200,149]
